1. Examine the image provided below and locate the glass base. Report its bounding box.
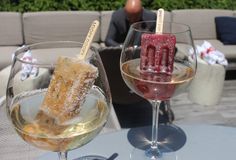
[73,155,107,160]
[130,146,177,160]
[127,124,187,151]
[127,124,185,160]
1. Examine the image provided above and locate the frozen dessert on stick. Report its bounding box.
[37,20,100,124]
[135,9,176,100]
[140,8,176,75]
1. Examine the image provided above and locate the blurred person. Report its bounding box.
[105,0,174,125]
[105,0,156,47]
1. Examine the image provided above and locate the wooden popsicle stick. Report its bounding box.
[156,8,165,34]
[77,20,100,60]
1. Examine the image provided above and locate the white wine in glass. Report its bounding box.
[120,21,197,160]
[6,41,111,160]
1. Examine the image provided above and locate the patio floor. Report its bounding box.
[114,79,236,128]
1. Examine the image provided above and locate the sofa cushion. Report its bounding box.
[217,44,236,59]
[0,12,23,45]
[233,11,236,16]
[194,39,224,48]
[0,46,19,70]
[194,39,236,59]
[172,9,233,39]
[215,16,236,45]
[100,11,114,43]
[13,68,51,95]
[0,65,51,98]
[0,66,11,97]
[23,11,100,44]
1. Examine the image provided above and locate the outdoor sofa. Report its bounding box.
[1,9,236,105]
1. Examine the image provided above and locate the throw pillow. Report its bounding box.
[215,16,236,45]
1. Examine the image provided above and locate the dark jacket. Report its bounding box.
[105,8,156,47]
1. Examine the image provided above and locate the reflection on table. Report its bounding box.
[37,124,236,160]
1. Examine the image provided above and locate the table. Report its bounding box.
[1,80,236,160]
[37,124,236,160]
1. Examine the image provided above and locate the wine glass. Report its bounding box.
[6,41,111,160]
[120,21,197,160]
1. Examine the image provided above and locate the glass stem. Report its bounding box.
[150,100,161,150]
[58,152,68,160]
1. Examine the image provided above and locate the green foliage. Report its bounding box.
[151,0,236,10]
[0,0,236,12]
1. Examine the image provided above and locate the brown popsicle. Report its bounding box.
[37,20,100,124]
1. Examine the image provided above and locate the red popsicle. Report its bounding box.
[140,33,176,74]
[135,9,177,100]
[137,34,176,100]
